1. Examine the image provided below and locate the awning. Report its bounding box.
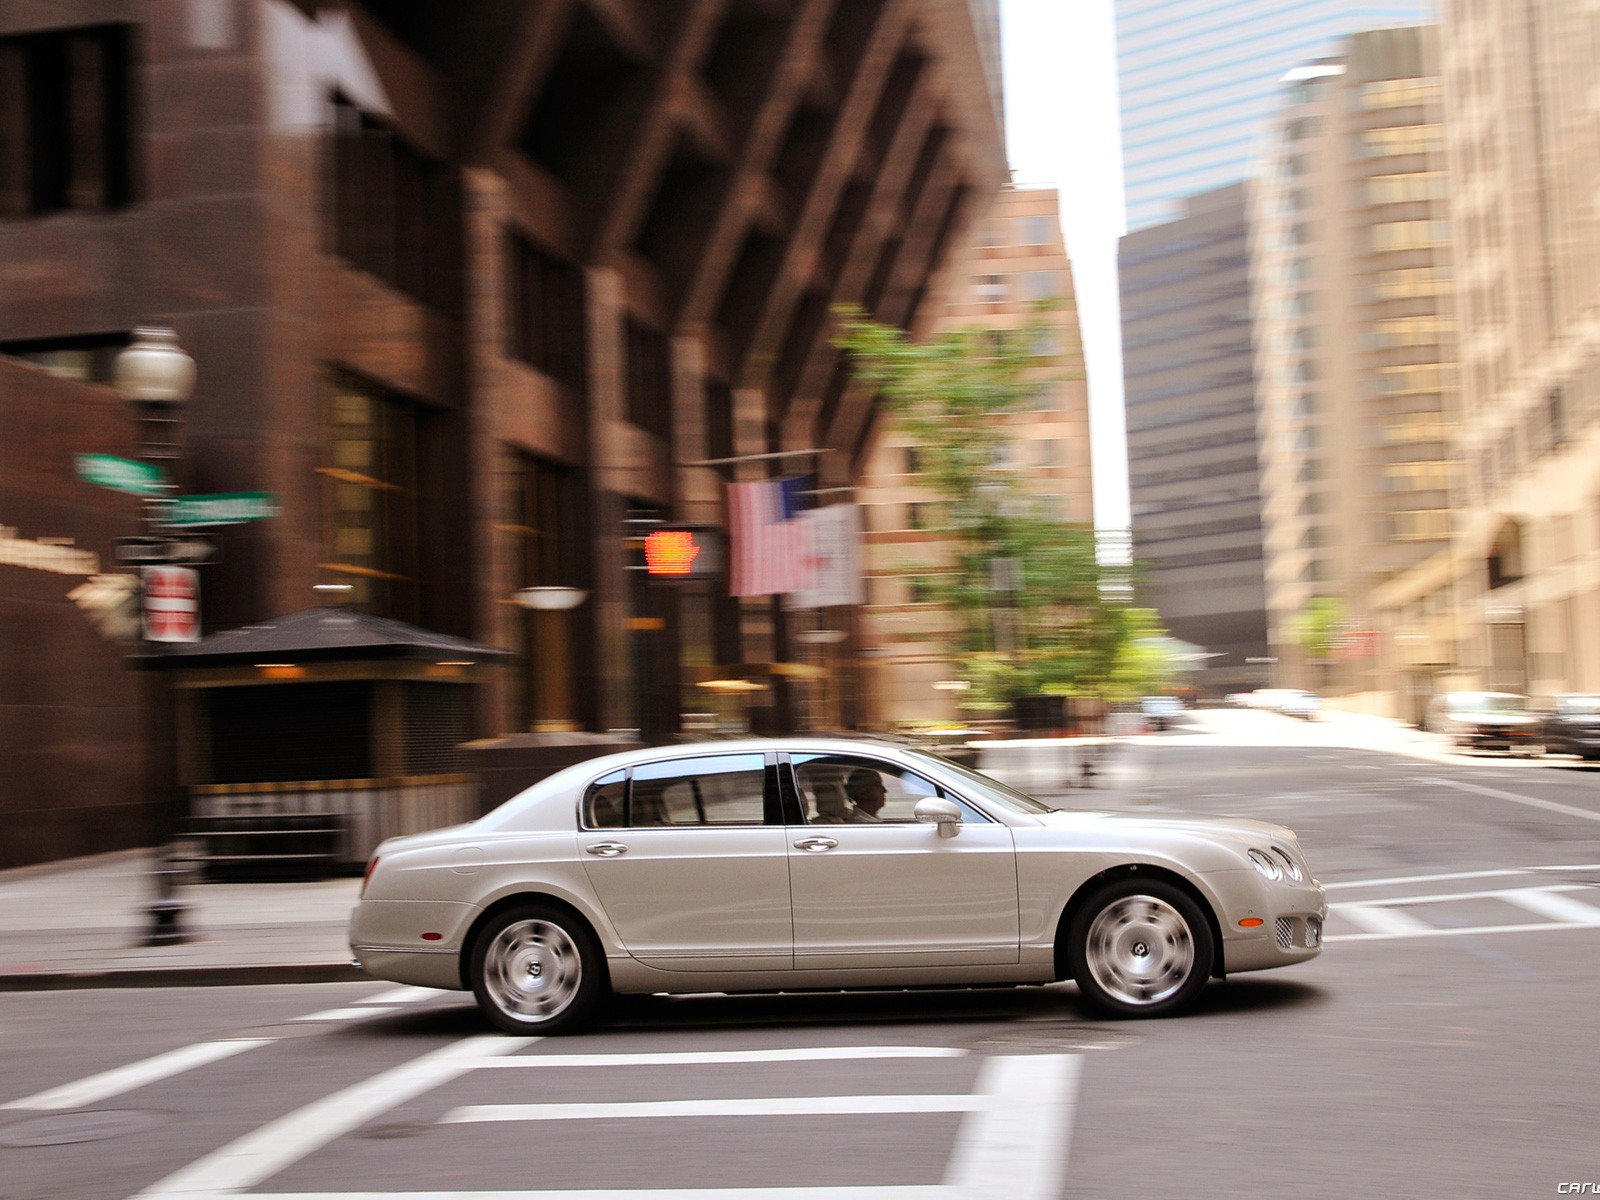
[133,607,511,670]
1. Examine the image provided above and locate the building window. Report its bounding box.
[0,331,126,381]
[508,451,590,731]
[1376,266,1449,298]
[319,372,423,621]
[1372,220,1449,252]
[1361,79,1441,108]
[0,24,135,217]
[973,274,1007,302]
[1362,125,1444,157]
[903,446,922,475]
[625,318,671,439]
[328,94,462,316]
[1023,270,1058,301]
[1366,172,1446,204]
[506,229,587,391]
[1021,215,1054,245]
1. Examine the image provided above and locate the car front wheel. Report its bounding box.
[1067,879,1214,1018]
[470,903,606,1035]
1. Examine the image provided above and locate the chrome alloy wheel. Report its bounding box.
[481,918,583,1025]
[1082,893,1196,1007]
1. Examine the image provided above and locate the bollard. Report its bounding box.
[145,846,190,946]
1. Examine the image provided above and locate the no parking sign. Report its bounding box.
[142,565,200,643]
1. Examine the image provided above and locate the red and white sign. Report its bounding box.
[142,565,200,643]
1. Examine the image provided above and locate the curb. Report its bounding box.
[0,962,367,992]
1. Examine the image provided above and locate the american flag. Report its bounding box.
[726,476,815,596]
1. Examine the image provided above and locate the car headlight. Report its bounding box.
[1270,846,1304,882]
[1248,849,1282,880]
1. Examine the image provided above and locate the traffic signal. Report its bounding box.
[639,526,724,582]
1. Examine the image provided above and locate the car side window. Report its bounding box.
[791,754,980,824]
[582,770,627,828]
[627,753,768,826]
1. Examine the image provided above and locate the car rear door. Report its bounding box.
[576,752,791,972]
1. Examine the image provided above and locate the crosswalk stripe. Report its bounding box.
[1494,888,1600,925]
[1,1038,273,1112]
[445,1095,983,1123]
[1333,903,1431,936]
[136,1036,536,1199]
[475,1047,967,1068]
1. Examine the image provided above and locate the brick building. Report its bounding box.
[0,0,1006,868]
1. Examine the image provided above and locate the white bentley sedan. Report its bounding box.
[350,738,1325,1033]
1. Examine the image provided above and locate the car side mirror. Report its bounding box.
[914,797,963,839]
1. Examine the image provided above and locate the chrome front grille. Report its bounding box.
[1275,917,1294,950]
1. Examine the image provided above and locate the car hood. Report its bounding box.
[1033,807,1296,844]
[1457,712,1537,725]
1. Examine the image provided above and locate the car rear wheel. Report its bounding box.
[470,903,606,1035]
[1067,879,1214,1018]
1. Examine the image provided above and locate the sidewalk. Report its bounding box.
[0,850,363,991]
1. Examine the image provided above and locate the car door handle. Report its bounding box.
[584,841,629,857]
[794,836,838,852]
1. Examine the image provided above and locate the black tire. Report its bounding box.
[469,902,607,1035]
[1066,879,1214,1019]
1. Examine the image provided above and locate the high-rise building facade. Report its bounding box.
[1425,0,1600,702]
[1116,0,1433,231]
[859,186,1093,725]
[1121,183,1268,693]
[1251,26,1457,700]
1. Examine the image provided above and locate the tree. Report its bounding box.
[1292,595,1346,686]
[834,306,1133,711]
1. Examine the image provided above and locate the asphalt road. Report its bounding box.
[3,714,1598,1199]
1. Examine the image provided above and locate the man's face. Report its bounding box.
[856,778,887,815]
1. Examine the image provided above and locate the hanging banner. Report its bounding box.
[787,503,863,609]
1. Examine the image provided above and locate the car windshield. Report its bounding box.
[1556,696,1600,715]
[906,749,1057,815]
[1457,694,1528,715]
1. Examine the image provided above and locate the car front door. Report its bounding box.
[785,753,1019,970]
[576,752,791,972]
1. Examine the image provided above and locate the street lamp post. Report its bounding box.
[114,326,196,946]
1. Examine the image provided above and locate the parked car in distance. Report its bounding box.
[1424,691,1542,754]
[1538,694,1600,760]
[1247,688,1319,718]
[1275,690,1321,719]
[350,737,1326,1033]
[1139,695,1185,730]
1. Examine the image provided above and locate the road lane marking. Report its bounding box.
[237,1190,958,1198]
[132,1046,1081,1200]
[1335,904,1431,936]
[944,1053,1081,1200]
[1,1039,273,1112]
[1496,888,1600,925]
[2,987,440,1113]
[1423,777,1600,823]
[1326,864,1600,891]
[475,1046,967,1068]
[1328,920,1600,943]
[446,1094,984,1122]
[134,1035,535,1199]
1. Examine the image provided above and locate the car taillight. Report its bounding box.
[360,855,380,898]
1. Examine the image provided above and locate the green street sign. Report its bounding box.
[164,492,280,527]
[75,453,166,497]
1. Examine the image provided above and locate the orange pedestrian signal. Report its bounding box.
[638,526,723,582]
[645,529,700,576]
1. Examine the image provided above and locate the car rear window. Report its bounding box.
[582,754,769,828]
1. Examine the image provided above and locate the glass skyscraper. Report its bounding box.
[1116,0,1433,230]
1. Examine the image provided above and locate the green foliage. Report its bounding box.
[834,306,1145,707]
[1293,595,1346,662]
